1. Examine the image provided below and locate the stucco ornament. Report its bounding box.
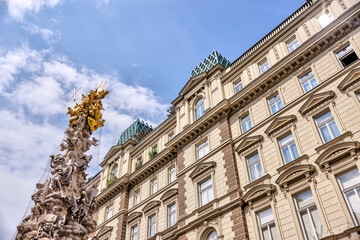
[16,81,109,240]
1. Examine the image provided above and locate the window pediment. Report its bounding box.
[315,141,360,169]
[160,188,178,202]
[235,135,263,154]
[96,226,113,237]
[275,164,315,189]
[338,67,360,91]
[142,200,161,214]
[189,161,216,181]
[265,115,297,136]
[243,184,276,203]
[127,211,142,223]
[298,91,335,115]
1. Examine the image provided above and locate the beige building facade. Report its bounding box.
[91,0,360,239]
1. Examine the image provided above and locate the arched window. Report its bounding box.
[206,230,217,240]
[194,98,205,120]
[111,165,118,179]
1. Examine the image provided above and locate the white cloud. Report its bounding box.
[22,22,61,43]
[5,0,63,21]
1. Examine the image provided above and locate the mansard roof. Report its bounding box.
[117,119,153,145]
[190,50,231,78]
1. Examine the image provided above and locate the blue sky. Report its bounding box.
[0,0,305,238]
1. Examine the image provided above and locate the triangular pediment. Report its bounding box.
[179,72,206,96]
[160,188,178,202]
[127,211,142,223]
[338,67,360,91]
[142,200,161,213]
[189,161,216,180]
[315,141,360,168]
[100,145,121,167]
[275,164,315,188]
[265,115,297,136]
[299,91,335,115]
[243,184,276,203]
[235,135,263,154]
[97,226,113,237]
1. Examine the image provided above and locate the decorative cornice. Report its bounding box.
[275,164,315,189]
[142,200,161,214]
[265,115,297,136]
[127,212,142,223]
[189,161,216,180]
[298,90,335,115]
[235,135,263,154]
[160,188,178,202]
[243,184,276,203]
[337,66,360,91]
[96,226,113,237]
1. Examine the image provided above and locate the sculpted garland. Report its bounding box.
[16,81,109,240]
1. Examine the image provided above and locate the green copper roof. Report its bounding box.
[117,119,153,145]
[190,50,231,78]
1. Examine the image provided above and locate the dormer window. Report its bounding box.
[194,98,205,120]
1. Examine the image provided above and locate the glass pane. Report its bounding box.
[259,208,274,225]
[315,111,332,125]
[206,231,218,240]
[303,82,311,92]
[309,78,318,88]
[200,178,212,189]
[280,134,293,146]
[320,125,332,142]
[310,207,325,238]
[277,100,283,110]
[346,190,360,224]
[208,187,214,202]
[329,120,340,138]
[248,153,259,164]
[300,210,316,240]
[290,143,299,160]
[250,165,257,181]
[201,190,207,205]
[282,146,292,163]
[261,227,271,240]
[256,162,263,179]
[336,45,352,58]
[270,224,278,240]
[296,190,314,209]
[270,104,277,114]
[338,169,360,189]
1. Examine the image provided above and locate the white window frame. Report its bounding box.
[150,178,157,195]
[287,37,300,53]
[105,205,113,220]
[168,203,176,227]
[268,93,283,114]
[240,114,252,133]
[336,44,359,68]
[130,225,138,240]
[168,132,175,140]
[259,59,270,74]
[299,71,318,93]
[279,133,299,164]
[134,190,140,206]
[315,111,341,143]
[197,140,209,160]
[234,80,243,93]
[148,214,156,238]
[194,98,205,120]
[169,166,176,183]
[199,178,214,206]
[247,152,263,182]
[257,208,278,240]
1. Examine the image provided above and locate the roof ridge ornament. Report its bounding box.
[190,50,231,78]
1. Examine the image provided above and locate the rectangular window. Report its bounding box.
[168,203,176,227]
[169,166,176,183]
[247,153,263,182]
[241,114,252,133]
[318,11,334,28]
[295,190,325,240]
[234,80,243,93]
[279,133,299,163]
[337,169,360,225]
[259,59,270,74]
[131,225,138,240]
[315,111,340,143]
[134,191,140,205]
[197,140,209,160]
[287,37,300,53]
[258,208,278,240]
[300,71,318,93]
[148,215,156,238]
[357,92,360,101]
[336,45,359,68]
[268,93,283,114]
[150,178,157,195]
[105,205,113,220]
[169,132,175,140]
[199,178,214,206]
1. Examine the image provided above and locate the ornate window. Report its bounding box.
[148,214,156,238]
[336,44,359,68]
[130,225,138,240]
[105,205,113,220]
[247,152,263,182]
[315,111,340,143]
[294,190,325,240]
[195,98,205,120]
[199,178,214,206]
[205,230,218,240]
[299,71,318,93]
[240,114,252,133]
[318,9,333,28]
[197,140,209,160]
[169,166,176,183]
[259,59,270,74]
[337,169,360,225]
[279,133,299,164]
[257,208,278,240]
[150,178,157,195]
[168,203,176,227]
[268,93,283,114]
[234,80,243,93]
[286,36,300,53]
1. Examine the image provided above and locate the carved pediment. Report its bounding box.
[338,67,360,91]
[101,145,121,166]
[275,164,315,188]
[298,91,335,115]
[142,200,161,213]
[235,135,263,154]
[189,161,216,180]
[127,211,143,223]
[265,115,297,136]
[160,188,178,202]
[96,226,113,237]
[315,141,360,169]
[243,184,276,203]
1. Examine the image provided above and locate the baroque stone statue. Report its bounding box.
[16,81,109,240]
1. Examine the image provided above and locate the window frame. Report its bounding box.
[257,208,278,240]
[234,79,243,93]
[240,113,252,133]
[299,70,318,93]
[286,36,300,53]
[130,225,138,240]
[247,152,263,182]
[105,204,113,220]
[199,178,214,207]
[194,97,205,120]
[196,139,209,160]
[259,58,270,74]
[134,190,140,206]
[150,178,158,195]
[167,202,177,228]
[314,110,341,143]
[148,214,157,238]
[267,93,283,114]
[335,44,359,68]
[278,133,299,164]
[168,165,176,183]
